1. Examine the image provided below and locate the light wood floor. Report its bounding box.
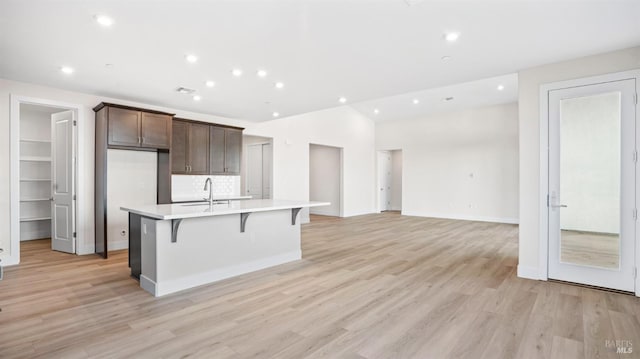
[1,213,639,358]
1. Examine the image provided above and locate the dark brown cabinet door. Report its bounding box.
[108,107,140,147]
[188,123,210,175]
[141,113,171,149]
[224,129,242,175]
[171,120,189,174]
[209,126,226,174]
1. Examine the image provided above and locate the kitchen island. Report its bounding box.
[121,199,329,296]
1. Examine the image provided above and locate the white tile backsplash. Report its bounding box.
[172,175,241,202]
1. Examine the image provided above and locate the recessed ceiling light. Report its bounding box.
[412,99,420,104]
[443,96,454,101]
[94,14,114,27]
[193,95,201,101]
[339,97,347,104]
[441,56,452,62]
[60,66,74,74]
[274,82,284,89]
[272,112,280,118]
[257,70,268,78]
[444,32,460,42]
[497,84,505,91]
[185,54,198,63]
[374,109,380,115]
[205,80,215,87]
[232,68,243,77]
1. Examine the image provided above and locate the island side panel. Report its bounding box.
[128,213,142,279]
[140,217,161,296]
[154,209,301,296]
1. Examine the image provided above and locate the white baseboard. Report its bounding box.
[76,247,95,256]
[1,255,20,267]
[140,275,158,296]
[517,265,539,280]
[153,250,301,297]
[401,211,519,225]
[310,209,340,217]
[342,210,376,218]
[107,240,128,251]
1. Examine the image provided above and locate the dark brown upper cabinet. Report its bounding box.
[172,119,210,175]
[224,128,242,175]
[98,103,172,150]
[140,113,171,149]
[209,126,226,174]
[210,126,242,175]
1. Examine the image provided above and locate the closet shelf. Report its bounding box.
[20,198,50,202]
[20,217,52,222]
[20,178,51,182]
[20,138,51,143]
[20,156,52,162]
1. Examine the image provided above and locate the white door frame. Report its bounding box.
[376,149,402,213]
[538,69,640,296]
[8,95,83,265]
[377,150,391,213]
[308,143,344,217]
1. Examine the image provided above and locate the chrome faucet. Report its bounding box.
[203,178,214,206]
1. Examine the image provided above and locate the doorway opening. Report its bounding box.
[309,144,343,219]
[242,135,273,199]
[377,150,403,213]
[539,70,639,295]
[10,98,80,265]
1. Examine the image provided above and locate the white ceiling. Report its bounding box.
[351,73,518,122]
[1,0,639,122]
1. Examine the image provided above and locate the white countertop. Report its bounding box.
[121,199,330,220]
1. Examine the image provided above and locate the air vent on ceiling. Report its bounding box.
[176,87,196,94]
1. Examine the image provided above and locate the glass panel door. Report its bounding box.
[548,78,636,292]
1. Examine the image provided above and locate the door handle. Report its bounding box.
[550,204,568,208]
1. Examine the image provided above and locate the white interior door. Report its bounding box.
[548,79,636,292]
[378,151,392,211]
[247,144,263,199]
[51,110,75,253]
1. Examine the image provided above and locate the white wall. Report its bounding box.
[309,144,342,216]
[106,149,157,250]
[517,46,640,278]
[245,106,376,222]
[376,103,519,223]
[390,150,403,211]
[0,78,376,264]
